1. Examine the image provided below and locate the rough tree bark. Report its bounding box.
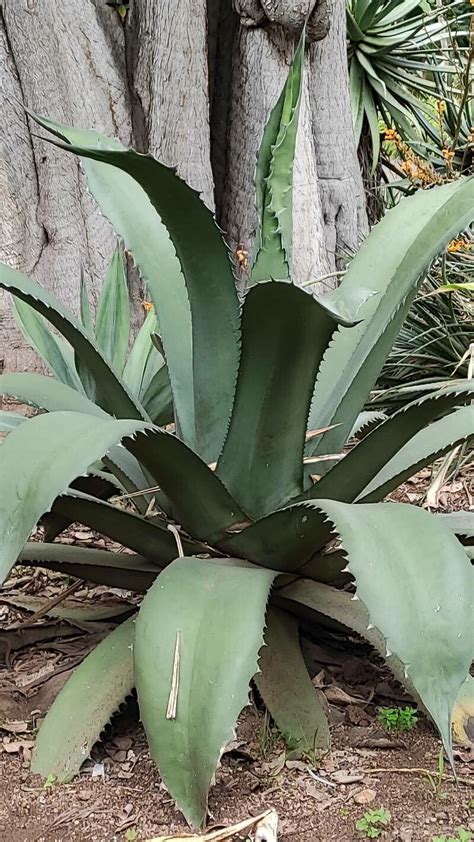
[0,0,367,372]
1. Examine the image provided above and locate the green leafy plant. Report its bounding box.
[377,706,418,732]
[347,0,467,168]
[432,829,472,842]
[0,41,473,830]
[125,830,138,842]
[356,808,391,838]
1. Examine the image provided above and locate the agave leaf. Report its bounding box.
[103,447,152,515]
[217,283,339,518]
[95,245,130,374]
[255,607,330,752]
[0,372,106,417]
[30,114,241,463]
[0,411,26,433]
[13,297,82,391]
[0,372,151,513]
[435,512,474,540]
[275,579,418,697]
[307,177,474,459]
[41,471,122,542]
[252,30,305,282]
[221,503,329,571]
[293,500,473,763]
[311,382,474,503]
[141,365,174,426]
[123,309,159,397]
[348,410,387,439]
[19,541,159,591]
[0,264,146,420]
[30,114,193,447]
[0,592,133,623]
[32,617,135,781]
[134,557,276,828]
[0,411,148,585]
[127,428,246,542]
[52,491,206,561]
[358,405,474,502]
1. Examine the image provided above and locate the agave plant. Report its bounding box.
[0,46,473,830]
[347,0,467,168]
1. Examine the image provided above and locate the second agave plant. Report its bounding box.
[0,36,473,830]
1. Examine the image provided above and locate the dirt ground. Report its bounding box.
[1,709,473,842]
[0,463,473,842]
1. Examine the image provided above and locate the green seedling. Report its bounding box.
[432,829,472,842]
[125,830,138,841]
[427,747,449,799]
[105,0,129,20]
[43,773,57,790]
[356,808,391,838]
[377,706,418,733]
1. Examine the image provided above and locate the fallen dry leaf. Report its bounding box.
[146,809,278,841]
[323,686,368,706]
[0,719,29,734]
[332,770,364,785]
[2,738,35,754]
[353,788,377,805]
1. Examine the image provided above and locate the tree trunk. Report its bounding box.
[0,0,132,372]
[0,0,367,372]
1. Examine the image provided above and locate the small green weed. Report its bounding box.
[377,706,418,733]
[432,829,472,842]
[427,748,449,800]
[340,806,350,817]
[125,830,138,842]
[356,808,391,838]
[43,773,57,790]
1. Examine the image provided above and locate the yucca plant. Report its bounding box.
[347,0,467,168]
[378,247,474,400]
[0,43,473,829]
